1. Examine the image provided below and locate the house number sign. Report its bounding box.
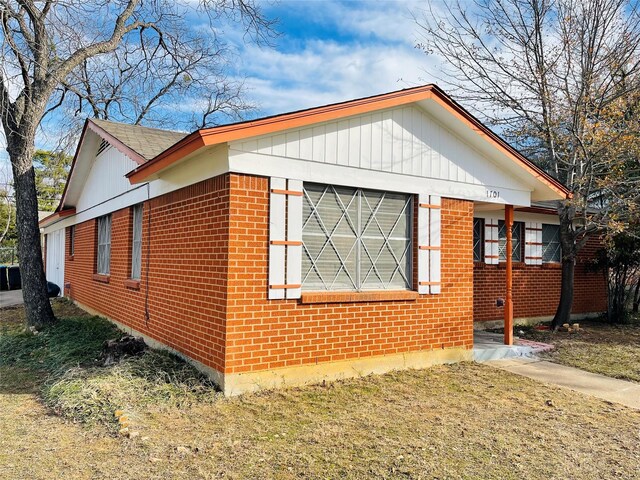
[486,189,500,199]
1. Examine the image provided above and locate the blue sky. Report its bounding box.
[1,0,439,176]
[238,0,436,115]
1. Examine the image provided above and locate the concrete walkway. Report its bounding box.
[0,289,24,308]
[488,357,640,410]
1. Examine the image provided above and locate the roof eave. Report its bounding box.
[125,84,570,201]
[39,207,76,228]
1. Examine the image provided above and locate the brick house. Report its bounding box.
[40,85,605,395]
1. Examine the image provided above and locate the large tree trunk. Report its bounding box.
[551,203,577,329]
[8,140,55,329]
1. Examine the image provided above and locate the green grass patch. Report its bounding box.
[0,316,123,374]
[0,300,219,428]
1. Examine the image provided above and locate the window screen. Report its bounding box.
[542,224,561,263]
[498,220,522,262]
[97,215,111,275]
[69,225,75,256]
[302,183,412,291]
[473,218,484,262]
[131,204,143,279]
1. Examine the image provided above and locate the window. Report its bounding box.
[302,183,412,291]
[473,218,484,262]
[96,215,111,275]
[69,225,75,256]
[542,224,561,263]
[131,204,143,279]
[498,220,522,262]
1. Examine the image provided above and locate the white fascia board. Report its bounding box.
[228,149,532,206]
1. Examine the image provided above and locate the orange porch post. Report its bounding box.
[504,204,514,345]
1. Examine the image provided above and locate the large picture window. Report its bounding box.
[542,224,561,263]
[131,204,143,279]
[96,215,111,275]
[498,220,522,262]
[302,183,412,291]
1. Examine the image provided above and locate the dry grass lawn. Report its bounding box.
[518,318,640,383]
[2,301,640,479]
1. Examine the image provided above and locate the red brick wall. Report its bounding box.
[224,174,475,375]
[473,235,606,322]
[64,175,230,371]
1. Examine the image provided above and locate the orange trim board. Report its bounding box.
[419,203,441,209]
[270,240,303,246]
[270,284,302,289]
[419,245,441,250]
[271,189,303,196]
[124,84,571,200]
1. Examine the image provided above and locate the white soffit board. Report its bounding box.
[228,104,535,203]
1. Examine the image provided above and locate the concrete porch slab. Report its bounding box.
[473,331,553,362]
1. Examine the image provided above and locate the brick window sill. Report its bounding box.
[497,262,526,270]
[300,290,419,304]
[93,274,110,284]
[542,262,562,269]
[476,262,526,269]
[124,279,141,290]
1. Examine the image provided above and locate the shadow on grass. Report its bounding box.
[0,300,220,428]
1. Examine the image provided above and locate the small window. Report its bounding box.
[302,183,412,291]
[498,220,522,262]
[69,225,75,256]
[542,224,561,263]
[131,204,143,279]
[96,215,112,275]
[473,218,484,262]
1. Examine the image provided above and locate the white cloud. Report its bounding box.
[232,0,444,117]
[239,40,441,115]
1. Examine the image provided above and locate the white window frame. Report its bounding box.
[131,204,143,279]
[96,214,111,275]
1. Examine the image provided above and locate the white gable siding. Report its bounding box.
[231,105,525,192]
[75,146,139,213]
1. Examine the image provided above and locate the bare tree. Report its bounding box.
[416,0,640,328]
[0,0,274,328]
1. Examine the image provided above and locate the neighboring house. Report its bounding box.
[40,85,605,395]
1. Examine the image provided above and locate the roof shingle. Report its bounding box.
[91,118,187,162]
